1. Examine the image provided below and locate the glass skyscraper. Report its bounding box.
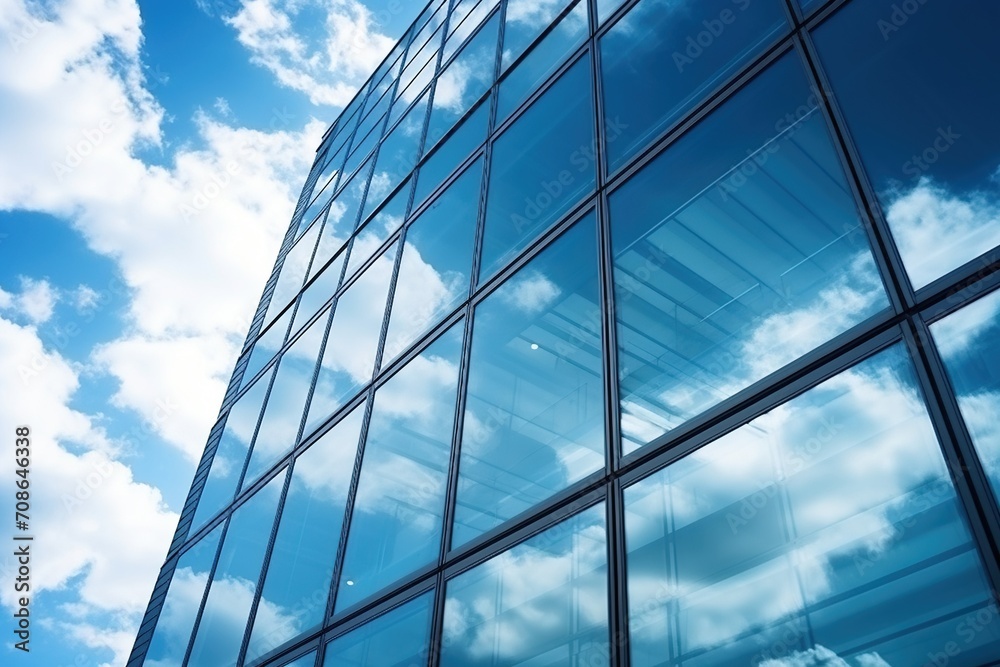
[129,0,1000,665]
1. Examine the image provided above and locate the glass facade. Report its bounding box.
[130,1,1000,666]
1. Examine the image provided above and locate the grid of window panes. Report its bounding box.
[130,0,1000,665]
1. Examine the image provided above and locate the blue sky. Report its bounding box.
[0,1,420,664]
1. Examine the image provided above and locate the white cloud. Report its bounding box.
[931,287,1000,360]
[72,284,101,311]
[0,277,58,323]
[760,645,890,667]
[226,0,396,107]
[0,316,178,666]
[497,270,562,314]
[883,175,1000,289]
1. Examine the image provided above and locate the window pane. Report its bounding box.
[814,0,1000,288]
[312,201,355,281]
[600,0,787,171]
[144,526,223,667]
[244,305,293,390]
[193,370,273,529]
[441,504,609,667]
[275,652,316,667]
[293,252,345,336]
[496,0,588,125]
[612,54,887,453]
[322,592,434,667]
[365,93,427,220]
[501,0,577,71]
[266,221,322,325]
[306,244,398,434]
[932,288,1000,499]
[336,325,462,611]
[187,474,285,667]
[596,0,626,24]
[384,158,482,364]
[625,345,1000,667]
[454,213,604,546]
[415,94,489,206]
[480,55,594,282]
[426,12,499,151]
[444,0,500,63]
[246,406,366,662]
[245,313,329,486]
[346,180,409,283]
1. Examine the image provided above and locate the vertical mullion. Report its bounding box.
[904,319,1000,592]
[181,517,232,667]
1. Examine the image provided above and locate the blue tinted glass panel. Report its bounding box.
[306,244,398,435]
[611,55,887,453]
[596,0,627,24]
[454,214,604,546]
[932,288,1000,500]
[193,370,273,529]
[365,95,427,220]
[293,251,346,336]
[625,345,1000,667]
[244,305,293,389]
[266,221,322,325]
[312,199,356,281]
[813,0,1000,288]
[601,0,787,171]
[346,180,409,282]
[322,592,434,667]
[496,0,588,125]
[144,526,223,667]
[336,325,462,611]
[245,406,366,662]
[277,652,316,667]
[187,474,285,667]
[443,0,500,63]
[480,56,594,281]
[244,312,329,487]
[441,504,609,667]
[343,126,380,183]
[426,13,499,151]
[416,95,488,205]
[384,159,482,364]
[501,0,576,71]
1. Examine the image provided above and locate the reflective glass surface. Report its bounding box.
[501,0,577,71]
[244,305,292,390]
[267,222,322,325]
[384,159,482,364]
[293,254,345,336]
[143,526,223,667]
[414,95,488,206]
[601,0,787,171]
[596,0,627,24]
[193,370,273,529]
[932,288,1000,499]
[335,325,462,611]
[496,0,587,125]
[246,407,366,662]
[480,55,594,282]
[346,181,408,282]
[278,652,317,667]
[365,95,427,220]
[814,0,1000,289]
[612,54,887,453]
[426,12,498,152]
[187,474,285,666]
[454,214,604,546]
[306,244,398,434]
[322,592,434,667]
[312,203,354,281]
[245,313,328,485]
[443,0,500,63]
[441,504,609,667]
[625,345,1000,667]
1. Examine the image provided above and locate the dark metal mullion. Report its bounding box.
[903,319,1000,593]
[607,477,629,667]
[793,30,913,315]
[237,465,295,667]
